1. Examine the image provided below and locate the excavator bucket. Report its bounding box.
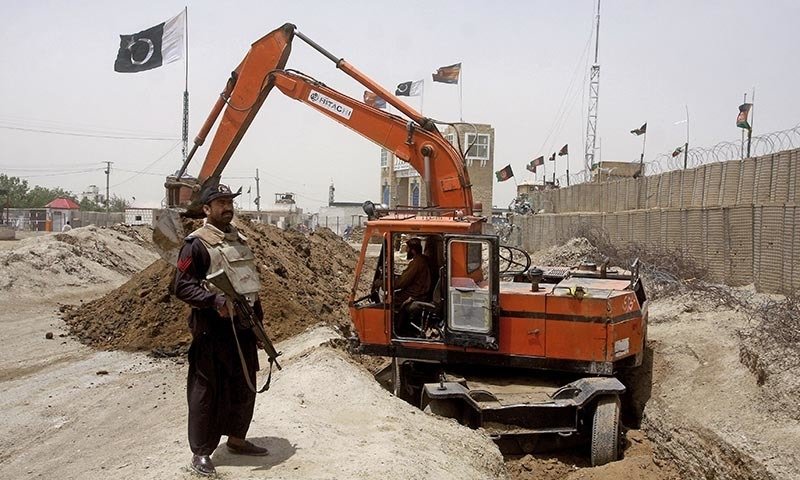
[153,208,185,266]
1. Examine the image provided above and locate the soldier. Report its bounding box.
[173,183,268,476]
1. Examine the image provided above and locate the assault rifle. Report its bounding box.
[207,269,282,393]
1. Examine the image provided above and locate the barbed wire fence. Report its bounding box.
[530,123,800,188]
[644,123,800,175]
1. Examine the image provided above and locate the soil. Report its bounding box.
[61,219,359,355]
[3,230,799,480]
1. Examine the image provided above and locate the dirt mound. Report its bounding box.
[0,225,159,296]
[528,237,600,267]
[62,219,359,355]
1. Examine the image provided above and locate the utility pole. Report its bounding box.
[254,168,261,223]
[104,161,112,227]
[584,0,601,182]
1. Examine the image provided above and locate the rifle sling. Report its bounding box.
[229,311,272,394]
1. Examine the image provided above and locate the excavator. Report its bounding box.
[154,23,648,466]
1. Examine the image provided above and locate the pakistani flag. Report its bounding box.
[558,144,568,156]
[395,79,424,97]
[672,146,684,157]
[736,103,753,129]
[495,165,514,182]
[114,10,185,73]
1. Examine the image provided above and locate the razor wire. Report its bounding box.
[643,123,800,175]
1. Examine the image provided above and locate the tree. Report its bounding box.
[108,195,130,212]
[26,185,76,208]
[0,174,30,206]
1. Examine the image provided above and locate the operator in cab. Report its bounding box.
[173,183,268,477]
[394,238,432,307]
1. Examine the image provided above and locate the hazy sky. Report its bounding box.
[1,0,798,211]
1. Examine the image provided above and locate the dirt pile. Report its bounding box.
[528,237,600,267]
[0,225,159,297]
[62,219,359,355]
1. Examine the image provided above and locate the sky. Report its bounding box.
[1,0,798,211]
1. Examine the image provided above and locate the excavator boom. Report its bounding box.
[156,23,473,263]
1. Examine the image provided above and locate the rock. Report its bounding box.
[45,332,54,339]
[96,370,109,375]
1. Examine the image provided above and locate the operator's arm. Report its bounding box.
[173,238,225,310]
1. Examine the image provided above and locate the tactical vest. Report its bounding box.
[188,223,261,306]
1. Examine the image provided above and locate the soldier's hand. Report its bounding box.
[217,303,230,318]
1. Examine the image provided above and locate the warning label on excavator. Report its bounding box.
[308,90,353,120]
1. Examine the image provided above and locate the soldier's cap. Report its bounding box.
[200,183,241,205]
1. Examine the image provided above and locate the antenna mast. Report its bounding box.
[584,0,601,181]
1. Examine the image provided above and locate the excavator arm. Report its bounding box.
[165,23,472,212]
[156,23,474,264]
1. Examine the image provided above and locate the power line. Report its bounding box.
[11,168,105,179]
[110,140,182,188]
[0,124,180,141]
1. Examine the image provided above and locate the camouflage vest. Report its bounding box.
[188,223,261,306]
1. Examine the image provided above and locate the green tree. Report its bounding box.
[79,197,103,211]
[0,174,30,206]
[26,185,76,208]
[108,194,130,212]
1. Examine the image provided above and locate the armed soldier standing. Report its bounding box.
[173,183,268,476]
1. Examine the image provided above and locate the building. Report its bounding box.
[45,197,80,231]
[314,184,367,236]
[80,185,105,204]
[591,161,644,182]
[239,192,305,229]
[379,123,495,214]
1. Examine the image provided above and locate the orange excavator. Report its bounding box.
[155,23,648,466]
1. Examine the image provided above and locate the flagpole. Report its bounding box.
[181,5,189,162]
[566,153,570,186]
[420,81,424,115]
[459,66,463,122]
[640,128,647,165]
[747,87,754,158]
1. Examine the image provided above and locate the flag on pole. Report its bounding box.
[432,63,461,84]
[363,91,387,108]
[630,123,647,135]
[495,165,514,182]
[558,144,569,156]
[114,10,185,73]
[671,146,684,157]
[395,79,424,97]
[526,156,544,173]
[548,152,556,161]
[736,103,753,129]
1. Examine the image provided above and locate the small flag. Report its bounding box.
[395,79,424,97]
[114,10,185,73]
[495,165,514,182]
[526,156,544,173]
[363,91,387,108]
[432,63,461,84]
[558,144,569,156]
[736,103,753,129]
[630,122,647,136]
[548,152,556,162]
[672,146,684,157]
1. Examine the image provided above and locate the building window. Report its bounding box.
[380,149,389,167]
[444,133,455,146]
[465,133,490,160]
[411,183,420,207]
[382,185,390,206]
